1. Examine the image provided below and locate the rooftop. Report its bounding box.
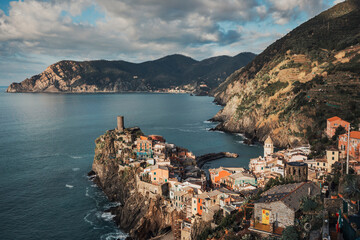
[256,182,320,211]
[327,116,341,122]
[229,172,255,180]
[286,162,307,167]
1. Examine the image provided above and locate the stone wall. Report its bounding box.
[137,177,169,199]
[254,201,295,228]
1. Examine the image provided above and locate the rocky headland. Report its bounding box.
[89,127,181,239]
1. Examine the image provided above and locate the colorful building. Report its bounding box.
[136,136,153,159]
[251,182,320,235]
[224,172,257,190]
[209,167,232,187]
[338,131,360,160]
[326,148,340,172]
[326,116,350,138]
[147,165,169,184]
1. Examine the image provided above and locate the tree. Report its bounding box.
[300,196,318,212]
[281,226,300,240]
[332,125,346,141]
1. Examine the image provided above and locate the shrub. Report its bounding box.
[281,226,299,240]
[280,60,302,70]
[263,81,289,96]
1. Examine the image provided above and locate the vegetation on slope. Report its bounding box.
[213,0,360,147]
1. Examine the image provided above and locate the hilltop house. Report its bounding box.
[250,182,320,235]
[326,116,350,138]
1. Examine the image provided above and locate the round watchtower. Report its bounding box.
[117,116,124,132]
[284,162,308,182]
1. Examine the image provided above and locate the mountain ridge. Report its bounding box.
[6,52,256,93]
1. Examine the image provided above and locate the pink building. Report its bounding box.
[326,116,349,138]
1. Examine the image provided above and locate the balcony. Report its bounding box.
[249,220,284,236]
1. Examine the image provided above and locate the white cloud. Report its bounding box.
[333,0,345,4]
[0,0,333,85]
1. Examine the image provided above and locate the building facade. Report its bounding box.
[326,116,349,138]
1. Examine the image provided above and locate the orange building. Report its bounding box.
[209,167,232,186]
[338,131,360,160]
[326,116,349,138]
[148,135,166,143]
[136,136,153,159]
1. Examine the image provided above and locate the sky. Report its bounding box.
[0,0,344,86]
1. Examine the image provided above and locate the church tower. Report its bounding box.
[264,135,274,157]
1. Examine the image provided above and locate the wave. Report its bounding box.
[100,230,128,240]
[72,168,80,171]
[65,184,74,188]
[101,212,116,222]
[203,120,213,124]
[104,202,121,209]
[69,155,83,159]
[84,209,96,226]
[211,130,225,134]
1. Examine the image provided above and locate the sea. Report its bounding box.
[0,86,262,240]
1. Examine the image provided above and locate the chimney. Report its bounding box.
[117,116,124,132]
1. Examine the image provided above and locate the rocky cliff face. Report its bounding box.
[212,0,360,147]
[91,128,180,239]
[7,53,256,93]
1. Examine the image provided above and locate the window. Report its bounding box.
[194,208,196,211]
[200,206,202,210]
[154,177,156,180]
[332,157,334,160]
[194,200,196,204]
[176,203,178,207]
[317,163,319,166]
[332,151,335,155]
[154,172,156,175]
[198,199,200,203]
[165,179,167,182]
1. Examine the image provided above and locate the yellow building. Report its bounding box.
[326,148,339,172]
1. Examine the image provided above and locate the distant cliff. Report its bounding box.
[7,53,255,93]
[212,0,360,147]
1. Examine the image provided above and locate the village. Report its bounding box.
[104,116,360,240]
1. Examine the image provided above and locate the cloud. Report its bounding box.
[0,0,333,85]
[333,0,345,4]
[267,0,329,24]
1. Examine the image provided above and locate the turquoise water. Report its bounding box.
[0,87,262,240]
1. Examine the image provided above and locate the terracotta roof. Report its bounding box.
[327,116,341,122]
[350,131,360,139]
[265,135,273,144]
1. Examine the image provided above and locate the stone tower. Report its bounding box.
[117,116,124,132]
[264,135,274,157]
[284,162,308,182]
